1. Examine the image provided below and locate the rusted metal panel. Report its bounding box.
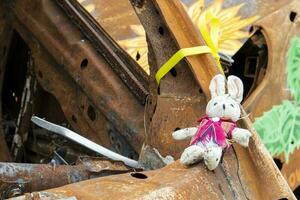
[1,0,146,153]
[56,0,149,104]
[244,1,299,119]
[10,157,293,200]
[242,0,300,191]
[32,47,112,149]
[29,40,138,159]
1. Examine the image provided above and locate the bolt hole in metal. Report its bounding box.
[170,68,177,77]
[87,105,96,121]
[109,134,115,143]
[199,88,203,94]
[157,86,160,95]
[290,11,297,22]
[158,26,164,35]
[80,58,88,69]
[131,172,148,179]
[136,51,141,61]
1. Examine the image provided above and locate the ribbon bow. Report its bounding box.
[155,11,224,85]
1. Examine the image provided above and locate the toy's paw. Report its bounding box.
[172,127,197,140]
[232,128,252,147]
[204,147,222,170]
[180,145,205,165]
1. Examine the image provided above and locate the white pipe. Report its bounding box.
[31,116,139,168]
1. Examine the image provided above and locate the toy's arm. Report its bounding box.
[172,127,198,140]
[231,128,252,147]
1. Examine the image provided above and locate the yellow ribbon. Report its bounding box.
[155,11,224,85]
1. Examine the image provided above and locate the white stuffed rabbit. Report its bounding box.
[172,74,251,170]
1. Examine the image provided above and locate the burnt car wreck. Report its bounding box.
[0,0,299,199]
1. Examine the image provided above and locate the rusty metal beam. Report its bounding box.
[0,158,133,199]
[11,158,294,200]
[55,0,149,104]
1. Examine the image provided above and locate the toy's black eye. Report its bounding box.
[214,102,217,106]
[230,104,234,107]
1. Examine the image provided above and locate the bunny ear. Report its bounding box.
[227,75,244,103]
[209,74,226,98]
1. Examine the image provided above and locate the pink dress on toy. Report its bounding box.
[190,116,237,149]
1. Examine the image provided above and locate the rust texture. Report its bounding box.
[11,157,295,200]
[56,0,149,104]
[1,0,146,156]
[0,158,132,199]
[244,1,299,119]
[132,0,295,199]
[242,0,300,191]
[130,0,209,165]
[0,0,297,199]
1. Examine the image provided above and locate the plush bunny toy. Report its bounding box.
[172,74,251,170]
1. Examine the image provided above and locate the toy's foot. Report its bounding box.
[180,145,205,165]
[204,147,222,170]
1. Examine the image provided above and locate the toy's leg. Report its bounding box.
[203,146,223,170]
[180,145,205,165]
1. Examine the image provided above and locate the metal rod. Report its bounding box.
[31,116,139,168]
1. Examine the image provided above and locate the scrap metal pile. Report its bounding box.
[0,0,299,199]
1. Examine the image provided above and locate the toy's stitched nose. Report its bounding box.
[222,104,226,110]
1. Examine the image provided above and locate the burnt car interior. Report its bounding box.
[0,0,298,199]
